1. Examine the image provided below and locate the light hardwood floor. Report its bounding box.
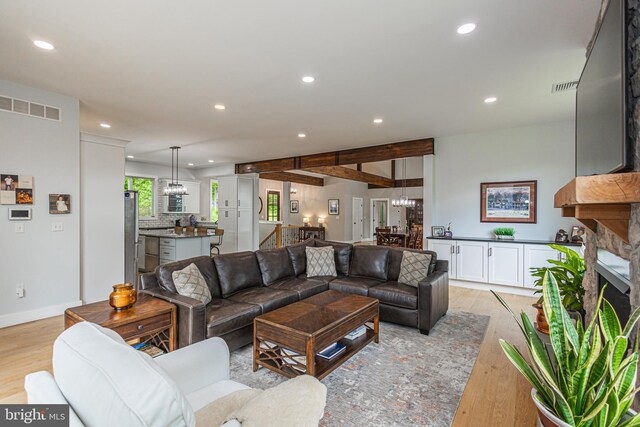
[0,286,538,425]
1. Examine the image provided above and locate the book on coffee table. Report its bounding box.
[344,325,367,341]
[317,342,346,360]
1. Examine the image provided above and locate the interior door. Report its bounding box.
[352,197,364,242]
[371,199,388,237]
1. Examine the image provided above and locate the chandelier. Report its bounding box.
[163,146,188,196]
[392,158,415,208]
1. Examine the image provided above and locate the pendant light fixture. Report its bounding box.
[392,158,415,208]
[163,146,188,196]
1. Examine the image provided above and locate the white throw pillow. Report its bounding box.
[53,322,195,427]
[305,246,337,277]
[172,263,212,305]
[398,251,433,287]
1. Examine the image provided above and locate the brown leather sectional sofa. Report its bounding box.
[139,238,449,350]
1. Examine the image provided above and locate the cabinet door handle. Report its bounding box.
[225,200,229,207]
[238,199,241,207]
[238,210,241,217]
[137,325,144,331]
[489,247,493,257]
[450,245,454,254]
[225,211,229,218]
[456,246,460,254]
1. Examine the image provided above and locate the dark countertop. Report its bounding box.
[140,230,213,239]
[139,225,217,231]
[426,236,582,246]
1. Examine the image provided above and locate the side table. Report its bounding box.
[65,293,177,352]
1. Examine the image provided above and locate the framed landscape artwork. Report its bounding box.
[480,180,537,223]
[328,199,339,215]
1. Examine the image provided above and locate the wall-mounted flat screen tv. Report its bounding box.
[575,0,632,176]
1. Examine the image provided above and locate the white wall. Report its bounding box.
[0,80,81,326]
[81,134,128,304]
[433,122,576,240]
[192,164,236,220]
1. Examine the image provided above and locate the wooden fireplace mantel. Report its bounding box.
[554,172,640,244]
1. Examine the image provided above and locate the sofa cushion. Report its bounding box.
[172,263,212,304]
[52,322,195,427]
[369,281,418,309]
[269,277,329,300]
[388,248,437,281]
[328,277,383,296]
[228,287,299,313]
[306,246,337,277]
[286,239,316,276]
[349,246,390,281]
[398,251,433,287]
[313,239,352,275]
[158,256,221,298]
[214,252,263,298]
[255,247,295,285]
[206,299,262,337]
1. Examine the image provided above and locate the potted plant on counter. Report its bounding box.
[530,244,586,334]
[494,227,516,240]
[493,273,640,427]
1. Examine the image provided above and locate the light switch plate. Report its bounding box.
[14,223,24,233]
[51,222,64,232]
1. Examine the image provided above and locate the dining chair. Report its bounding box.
[210,228,224,256]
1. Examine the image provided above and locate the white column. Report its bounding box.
[422,154,435,243]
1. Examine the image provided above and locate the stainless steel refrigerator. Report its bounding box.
[124,191,140,287]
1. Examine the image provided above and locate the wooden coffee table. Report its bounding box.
[253,290,379,380]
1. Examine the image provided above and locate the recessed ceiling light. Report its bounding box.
[457,23,477,35]
[33,40,54,50]
[208,159,215,163]
[188,163,194,166]
[126,155,134,159]
[100,123,111,128]
[373,118,383,124]
[484,97,497,103]
[301,76,315,83]
[298,133,306,138]
[214,104,226,110]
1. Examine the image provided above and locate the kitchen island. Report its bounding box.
[141,230,212,269]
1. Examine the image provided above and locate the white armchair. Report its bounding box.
[25,322,248,427]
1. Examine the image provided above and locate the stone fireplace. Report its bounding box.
[580,0,640,325]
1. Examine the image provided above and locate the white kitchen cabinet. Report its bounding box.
[218,176,238,209]
[427,239,457,279]
[238,178,253,210]
[524,244,560,289]
[456,241,489,283]
[488,242,524,287]
[158,236,210,265]
[237,209,254,252]
[217,209,238,253]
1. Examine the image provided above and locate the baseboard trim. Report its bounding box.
[450,280,536,297]
[0,300,82,328]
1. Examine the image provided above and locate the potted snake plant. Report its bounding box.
[530,244,586,334]
[493,272,640,427]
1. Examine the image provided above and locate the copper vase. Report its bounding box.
[109,283,137,312]
[532,303,549,334]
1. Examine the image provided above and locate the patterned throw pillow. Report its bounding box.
[398,251,433,287]
[171,263,212,304]
[306,246,337,277]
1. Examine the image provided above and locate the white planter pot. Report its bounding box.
[495,235,515,240]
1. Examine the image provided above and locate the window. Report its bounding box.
[266,190,281,222]
[211,180,219,222]
[124,176,155,218]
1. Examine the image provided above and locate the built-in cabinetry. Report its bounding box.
[160,180,201,214]
[158,236,210,265]
[217,175,256,253]
[427,238,577,290]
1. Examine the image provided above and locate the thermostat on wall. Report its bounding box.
[8,208,31,220]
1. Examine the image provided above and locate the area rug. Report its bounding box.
[229,310,490,427]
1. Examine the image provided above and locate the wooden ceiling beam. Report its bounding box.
[235,138,434,174]
[369,178,424,189]
[259,172,324,187]
[305,166,395,187]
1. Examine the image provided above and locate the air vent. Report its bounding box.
[0,94,61,122]
[552,81,579,93]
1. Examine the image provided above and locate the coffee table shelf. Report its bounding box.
[253,290,379,380]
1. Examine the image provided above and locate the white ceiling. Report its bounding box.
[0,0,600,168]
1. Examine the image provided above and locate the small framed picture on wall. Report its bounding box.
[328,199,339,215]
[49,194,71,214]
[290,200,299,213]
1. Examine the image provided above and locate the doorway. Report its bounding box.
[352,197,364,242]
[370,198,389,238]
